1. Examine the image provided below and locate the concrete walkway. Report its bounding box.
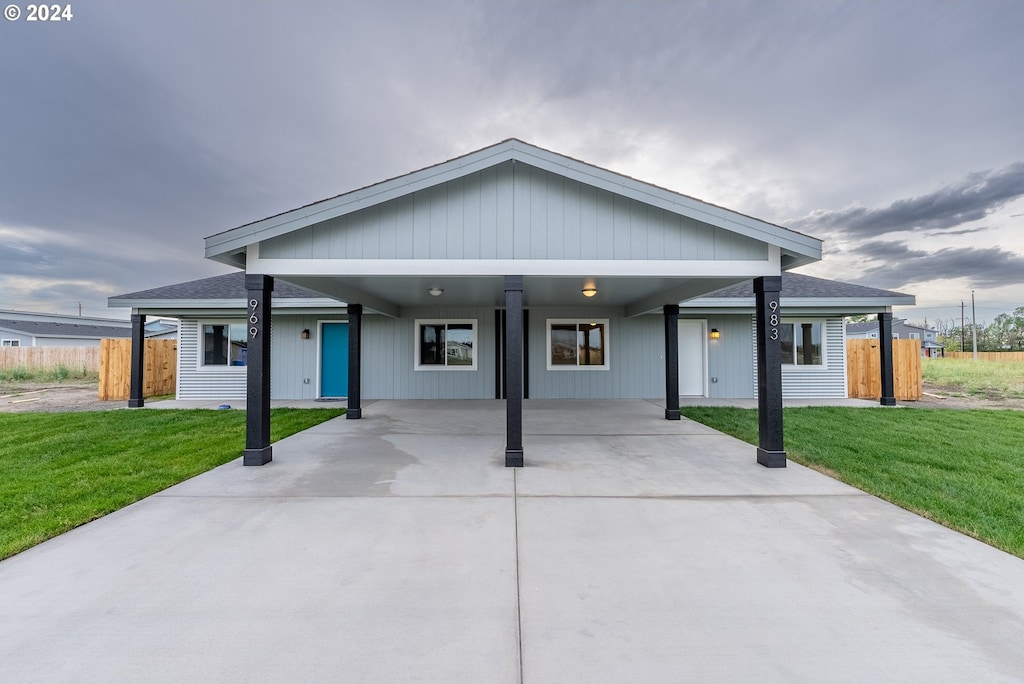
[3,400,1024,683]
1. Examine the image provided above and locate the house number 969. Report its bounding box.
[248,299,259,339]
[768,299,779,341]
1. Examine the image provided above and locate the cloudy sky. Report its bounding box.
[2,0,1021,325]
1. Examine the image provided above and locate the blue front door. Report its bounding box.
[320,323,349,397]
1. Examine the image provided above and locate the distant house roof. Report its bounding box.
[0,319,131,339]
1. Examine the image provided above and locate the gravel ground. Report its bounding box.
[0,383,122,413]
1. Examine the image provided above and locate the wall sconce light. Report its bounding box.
[710,328,720,339]
[300,329,310,340]
[582,287,598,298]
[429,287,444,297]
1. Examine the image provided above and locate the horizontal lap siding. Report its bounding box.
[750,317,847,399]
[259,162,769,261]
[177,319,247,400]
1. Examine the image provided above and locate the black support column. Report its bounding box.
[663,304,680,420]
[878,312,896,406]
[347,304,363,419]
[754,276,787,468]
[504,275,524,467]
[128,313,146,408]
[244,274,273,466]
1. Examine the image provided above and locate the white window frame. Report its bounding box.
[908,333,920,340]
[198,321,249,370]
[414,319,478,371]
[546,318,611,371]
[1,339,20,347]
[780,319,826,369]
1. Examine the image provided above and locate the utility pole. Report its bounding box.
[971,290,978,360]
[961,301,965,352]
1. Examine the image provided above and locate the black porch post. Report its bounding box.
[504,275,524,467]
[244,274,273,466]
[347,304,363,419]
[878,312,896,406]
[663,304,680,420]
[128,313,146,408]
[754,276,787,468]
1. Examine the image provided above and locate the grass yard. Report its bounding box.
[0,408,343,560]
[680,406,1024,558]
[923,358,1024,399]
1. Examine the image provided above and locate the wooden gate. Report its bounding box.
[98,339,177,400]
[846,339,921,400]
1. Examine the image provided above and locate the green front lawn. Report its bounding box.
[0,408,343,560]
[680,406,1024,558]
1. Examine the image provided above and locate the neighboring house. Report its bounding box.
[108,139,916,466]
[846,318,944,357]
[144,319,179,341]
[0,311,132,347]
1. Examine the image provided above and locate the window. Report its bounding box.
[779,321,823,366]
[1,339,20,347]
[202,323,247,366]
[547,319,610,370]
[908,333,920,340]
[415,319,477,370]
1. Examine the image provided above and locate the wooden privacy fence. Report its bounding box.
[846,339,921,400]
[943,351,1024,362]
[0,346,100,371]
[98,339,177,400]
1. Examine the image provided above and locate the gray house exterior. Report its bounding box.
[846,318,944,357]
[110,139,914,467]
[112,272,913,402]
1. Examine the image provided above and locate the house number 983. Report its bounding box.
[768,299,779,341]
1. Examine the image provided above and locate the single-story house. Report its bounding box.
[0,311,132,347]
[109,139,914,467]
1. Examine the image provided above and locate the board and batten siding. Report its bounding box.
[258,161,769,263]
[527,307,665,399]
[362,307,496,399]
[750,317,847,399]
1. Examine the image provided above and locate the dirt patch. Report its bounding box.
[0,383,122,413]
[910,382,1024,410]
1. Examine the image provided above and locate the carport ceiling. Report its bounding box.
[281,274,750,315]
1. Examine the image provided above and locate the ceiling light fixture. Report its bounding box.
[582,287,597,298]
[429,288,444,297]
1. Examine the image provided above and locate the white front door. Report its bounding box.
[678,319,707,396]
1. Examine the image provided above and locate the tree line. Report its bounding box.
[918,306,1024,352]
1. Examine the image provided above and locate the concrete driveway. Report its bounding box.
[2,399,1024,683]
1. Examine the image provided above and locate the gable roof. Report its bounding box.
[204,139,823,269]
[0,319,131,339]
